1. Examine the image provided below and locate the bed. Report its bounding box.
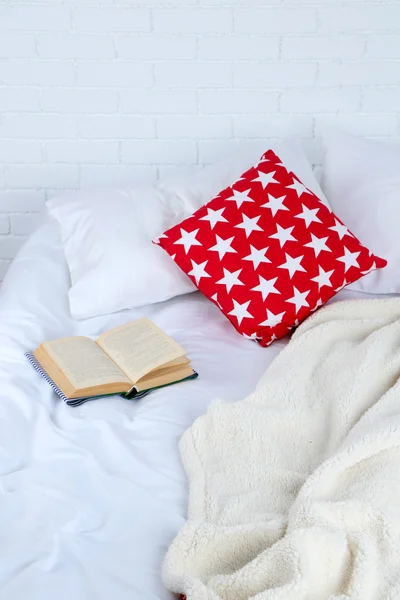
[0,217,281,600]
[1,131,397,599]
[0,216,386,600]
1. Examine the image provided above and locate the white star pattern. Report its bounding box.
[305,233,331,258]
[286,286,310,313]
[259,309,286,328]
[261,193,289,217]
[211,293,222,308]
[278,252,306,279]
[209,235,236,261]
[287,177,309,198]
[235,214,263,238]
[225,188,254,208]
[155,147,384,348]
[228,299,253,326]
[295,205,321,228]
[188,259,210,285]
[243,332,259,341]
[334,278,347,293]
[243,334,253,342]
[153,233,168,244]
[361,262,376,276]
[269,224,296,248]
[336,248,360,272]
[264,334,277,346]
[216,267,244,294]
[329,218,352,240]
[199,207,228,230]
[251,275,279,301]
[311,266,334,289]
[251,170,278,189]
[174,228,202,254]
[310,298,324,312]
[242,245,270,270]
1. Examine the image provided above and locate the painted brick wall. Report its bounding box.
[1,1,400,280]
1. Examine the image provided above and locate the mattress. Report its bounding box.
[0,218,384,600]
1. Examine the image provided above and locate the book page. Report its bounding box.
[135,365,194,392]
[97,318,185,383]
[42,337,132,388]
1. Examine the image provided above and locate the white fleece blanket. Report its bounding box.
[163,299,400,600]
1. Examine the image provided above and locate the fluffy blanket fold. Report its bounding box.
[163,299,400,600]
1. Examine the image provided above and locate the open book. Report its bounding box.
[31,318,196,401]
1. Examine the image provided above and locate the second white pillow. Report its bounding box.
[321,128,397,294]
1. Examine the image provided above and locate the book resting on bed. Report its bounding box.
[26,318,197,405]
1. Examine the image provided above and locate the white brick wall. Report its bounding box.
[0,0,400,281]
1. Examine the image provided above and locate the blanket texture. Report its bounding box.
[163,299,400,600]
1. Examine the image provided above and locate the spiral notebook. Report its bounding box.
[25,352,198,407]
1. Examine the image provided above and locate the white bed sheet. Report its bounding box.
[0,218,385,600]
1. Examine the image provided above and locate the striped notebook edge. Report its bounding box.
[25,352,150,407]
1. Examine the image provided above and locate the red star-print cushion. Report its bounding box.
[153,150,386,346]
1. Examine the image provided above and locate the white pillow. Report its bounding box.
[321,128,397,294]
[47,139,327,320]
[159,139,330,210]
[47,185,196,320]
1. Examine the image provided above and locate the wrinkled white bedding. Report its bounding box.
[0,218,383,600]
[0,218,284,600]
